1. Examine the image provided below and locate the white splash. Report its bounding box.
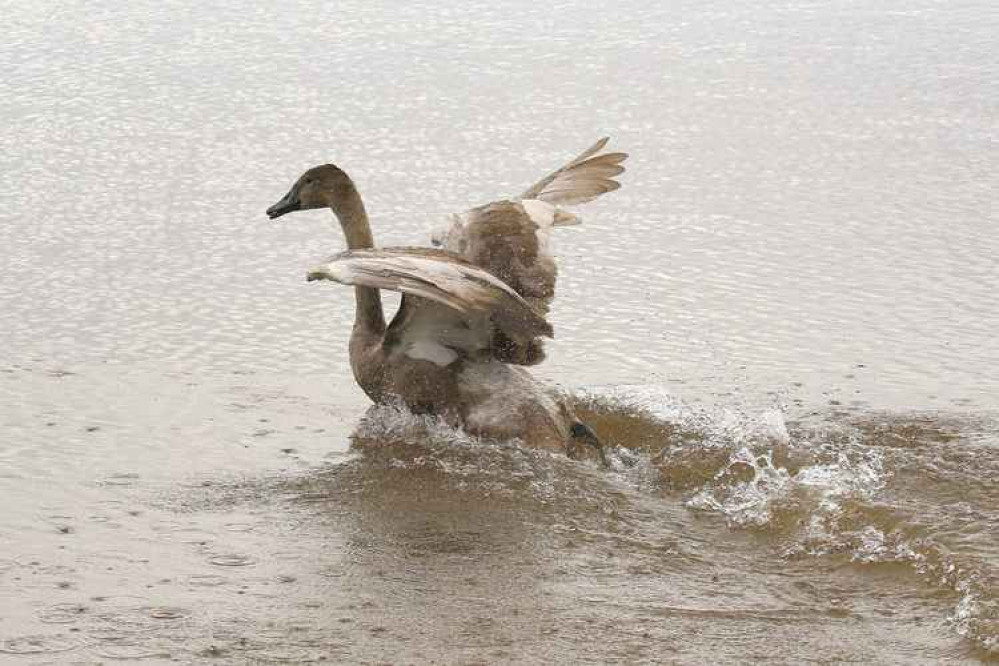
[685,447,792,527]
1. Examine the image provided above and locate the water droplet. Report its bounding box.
[187,574,226,587]
[147,606,188,620]
[99,473,140,487]
[249,647,327,663]
[37,604,87,624]
[223,522,255,532]
[0,634,82,654]
[209,554,255,567]
[92,644,172,660]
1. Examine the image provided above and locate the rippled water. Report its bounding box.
[2,0,997,662]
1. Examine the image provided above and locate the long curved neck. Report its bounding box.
[330,185,385,336]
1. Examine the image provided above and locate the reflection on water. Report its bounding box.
[2,0,997,662]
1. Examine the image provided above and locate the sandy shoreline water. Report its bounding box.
[3,0,997,661]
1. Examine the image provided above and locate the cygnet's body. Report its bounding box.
[267,138,627,460]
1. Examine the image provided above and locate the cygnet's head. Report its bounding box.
[266,164,354,219]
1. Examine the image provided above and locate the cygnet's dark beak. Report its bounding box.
[266,186,301,219]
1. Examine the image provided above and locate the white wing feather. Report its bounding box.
[307,248,553,344]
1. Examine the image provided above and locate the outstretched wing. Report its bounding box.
[519,136,628,205]
[431,137,627,364]
[308,247,552,366]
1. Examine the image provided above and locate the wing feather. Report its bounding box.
[426,138,627,364]
[307,247,553,344]
[520,139,629,206]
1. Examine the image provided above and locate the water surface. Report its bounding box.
[2,0,997,662]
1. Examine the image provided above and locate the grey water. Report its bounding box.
[1,0,997,662]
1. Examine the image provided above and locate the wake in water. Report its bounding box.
[345,389,999,656]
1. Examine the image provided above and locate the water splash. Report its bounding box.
[572,388,999,654]
[320,390,999,654]
[685,447,792,527]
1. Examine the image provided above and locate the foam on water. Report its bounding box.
[566,386,999,654]
[347,401,608,505]
[685,447,794,527]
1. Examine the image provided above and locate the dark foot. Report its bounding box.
[569,422,609,467]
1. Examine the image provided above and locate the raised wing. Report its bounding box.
[519,136,628,206]
[307,248,552,365]
[430,138,627,364]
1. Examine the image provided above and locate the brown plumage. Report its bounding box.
[267,138,627,459]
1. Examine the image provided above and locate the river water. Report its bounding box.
[2,0,997,663]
